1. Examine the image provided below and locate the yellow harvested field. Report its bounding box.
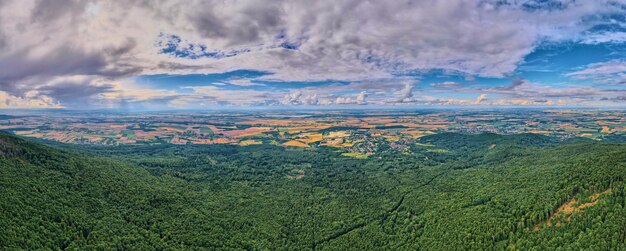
[162,127,185,132]
[84,136,103,142]
[239,139,262,146]
[190,138,235,144]
[207,125,223,134]
[299,133,323,143]
[322,138,344,147]
[283,140,309,147]
[236,119,293,126]
[223,127,272,138]
[601,126,612,134]
[326,131,350,138]
[14,131,35,135]
[403,130,433,138]
[528,130,551,135]
[340,141,354,147]
[340,139,362,147]
[414,124,448,129]
[286,125,331,134]
[383,135,400,142]
[213,138,235,144]
[361,117,396,124]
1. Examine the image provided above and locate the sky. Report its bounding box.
[0,0,626,110]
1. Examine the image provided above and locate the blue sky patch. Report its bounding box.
[157,33,250,59]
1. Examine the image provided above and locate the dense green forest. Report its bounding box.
[1,131,625,250]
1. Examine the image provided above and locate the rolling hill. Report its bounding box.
[1,131,625,249]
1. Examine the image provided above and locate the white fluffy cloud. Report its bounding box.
[280,90,368,106]
[566,60,626,84]
[0,91,61,108]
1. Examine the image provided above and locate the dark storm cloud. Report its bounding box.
[496,78,526,91]
[155,62,214,71]
[36,81,115,106]
[0,32,6,50]
[600,96,626,102]
[471,78,601,100]
[0,0,7,50]
[30,0,88,24]
[190,1,284,45]
[0,40,140,96]
[350,81,407,91]
[0,47,105,82]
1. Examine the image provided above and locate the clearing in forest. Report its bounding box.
[341,152,369,159]
[287,169,305,180]
[534,188,612,230]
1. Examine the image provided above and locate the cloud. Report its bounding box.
[391,81,416,103]
[416,77,626,106]
[565,60,626,84]
[189,1,284,45]
[479,78,601,99]
[356,91,367,104]
[496,78,526,91]
[581,32,626,44]
[335,91,367,105]
[281,91,322,105]
[36,80,115,107]
[601,95,626,102]
[475,94,488,104]
[224,79,265,87]
[431,81,462,89]
[390,95,480,106]
[281,90,368,106]
[185,86,275,106]
[0,0,625,108]
[0,91,61,108]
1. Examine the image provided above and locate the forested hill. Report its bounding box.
[1,131,626,250]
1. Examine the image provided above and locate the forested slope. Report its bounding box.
[1,132,625,250]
